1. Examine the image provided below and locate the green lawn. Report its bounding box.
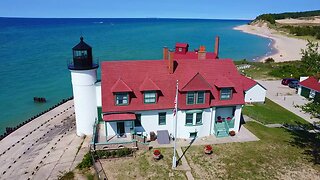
[234,60,303,80]
[183,122,320,179]
[99,148,186,180]
[242,98,308,125]
[234,61,276,79]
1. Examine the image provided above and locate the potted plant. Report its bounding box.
[204,145,212,154]
[153,149,161,160]
[229,130,236,136]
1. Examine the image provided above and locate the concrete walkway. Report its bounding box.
[150,126,259,148]
[257,80,320,124]
[0,100,87,180]
[176,147,194,180]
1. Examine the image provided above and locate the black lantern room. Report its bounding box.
[68,37,99,70]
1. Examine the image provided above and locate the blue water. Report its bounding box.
[0,18,270,134]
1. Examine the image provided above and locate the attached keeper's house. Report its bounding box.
[68,37,266,148]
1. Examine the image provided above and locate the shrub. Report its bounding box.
[265,57,275,63]
[59,171,74,180]
[77,153,93,170]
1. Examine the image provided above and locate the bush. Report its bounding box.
[77,153,93,170]
[95,148,132,159]
[265,58,275,63]
[59,171,74,180]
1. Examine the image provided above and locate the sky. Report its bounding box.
[0,0,319,19]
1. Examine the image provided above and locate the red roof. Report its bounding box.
[239,75,258,91]
[103,113,136,122]
[173,51,217,60]
[176,43,189,48]
[101,59,246,113]
[111,79,133,93]
[299,76,320,92]
[139,77,161,91]
[181,73,212,91]
[214,76,235,88]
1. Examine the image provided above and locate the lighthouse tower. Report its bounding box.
[68,37,99,136]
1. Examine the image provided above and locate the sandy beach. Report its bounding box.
[234,23,309,62]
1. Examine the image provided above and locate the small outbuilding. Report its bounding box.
[298,76,320,102]
[240,75,266,103]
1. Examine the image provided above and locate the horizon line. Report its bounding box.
[0,16,253,21]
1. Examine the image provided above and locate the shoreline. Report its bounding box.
[234,23,308,62]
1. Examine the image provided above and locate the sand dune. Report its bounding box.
[234,23,309,62]
[276,17,320,25]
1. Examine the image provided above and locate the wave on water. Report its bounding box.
[93,21,104,24]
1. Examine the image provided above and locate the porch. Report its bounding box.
[91,113,149,150]
[213,106,241,138]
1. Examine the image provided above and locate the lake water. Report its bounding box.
[0,18,271,134]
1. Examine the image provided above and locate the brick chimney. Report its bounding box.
[198,45,206,60]
[163,46,169,60]
[168,50,174,74]
[214,36,220,58]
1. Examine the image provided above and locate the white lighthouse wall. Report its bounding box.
[95,82,102,107]
[71,69,98,136]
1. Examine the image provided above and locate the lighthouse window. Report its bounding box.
[74,50,88,59]
[115,93,129,105]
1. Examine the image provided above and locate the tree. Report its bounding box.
[301,41,320,75]
[299,41,320,118]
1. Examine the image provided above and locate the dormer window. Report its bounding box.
[187,91,205,105]
[144,91,157,104]
[220,88,232,100]
[115,93,129,105]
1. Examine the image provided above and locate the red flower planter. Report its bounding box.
[229,130,236,136]
[204,145,212,154]
[153,149,161,160]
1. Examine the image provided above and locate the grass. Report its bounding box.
[234,60,304,80]
[59,171,74,180]
[183,122,320,179]
[100,148,186,179]
[242,98,308,125]
[234,60,276,79]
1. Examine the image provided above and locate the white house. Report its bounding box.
[68,37,265,148]
[241,75,266,103]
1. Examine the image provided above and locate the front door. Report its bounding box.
[117,122,125,136]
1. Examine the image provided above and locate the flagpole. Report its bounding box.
[172,80,178,168]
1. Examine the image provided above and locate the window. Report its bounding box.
[187,91,205,104]
[196,91,205,104]
[158,112,166,125]
[190,132,197,138]
[196,113,202,124]
[187,92,195,104]
[220,88,232,100]
[144,91,156,104]
[135,114,142,127]
[186,113,193,125]
[115,93,128,105]
[178,48,183,52]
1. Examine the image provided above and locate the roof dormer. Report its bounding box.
[175,43,189,54]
